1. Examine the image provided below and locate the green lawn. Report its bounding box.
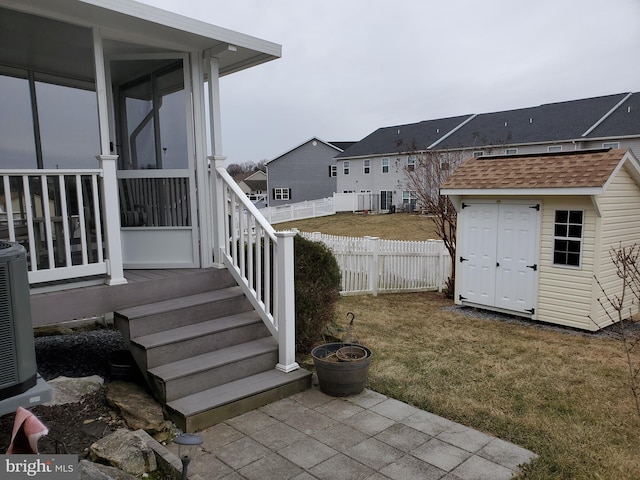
[286,212,640,479]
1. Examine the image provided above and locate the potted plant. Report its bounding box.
[311,313,372,396]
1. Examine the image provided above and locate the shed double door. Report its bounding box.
[458,202,540,315]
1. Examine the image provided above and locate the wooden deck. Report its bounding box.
[29,268,233,327]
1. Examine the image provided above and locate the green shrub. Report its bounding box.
[294,234,341,353]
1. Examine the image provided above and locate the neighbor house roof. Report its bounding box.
[267,137,353,165]
[337,92,640,159]
[436,94,630,150]
[441,148,639,194]
[335,115,473,159]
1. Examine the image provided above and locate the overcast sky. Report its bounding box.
[141,0,640,165]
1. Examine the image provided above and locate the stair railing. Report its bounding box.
[214,165,299,373]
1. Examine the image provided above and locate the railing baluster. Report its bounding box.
[58,174,72,266]
[2,176,15,240]
[76,174,89,265]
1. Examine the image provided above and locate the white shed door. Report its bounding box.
[459,203,540,315]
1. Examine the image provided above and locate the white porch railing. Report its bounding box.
[299,232,451,295]
[214,165,298,373]
[0,157,124,285]
[258,197,335,224]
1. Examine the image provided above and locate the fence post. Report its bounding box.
[365,236,379,296]
[275,231,299,373]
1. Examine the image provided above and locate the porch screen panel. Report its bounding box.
[121,61,187,170]
[35,80,100,169]
[0,72,37,168]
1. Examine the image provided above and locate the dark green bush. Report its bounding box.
[294,234,341,353]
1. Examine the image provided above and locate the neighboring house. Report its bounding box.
[233,170,267,205]
[0,0,308,431]
[336,93,640,212]
[440,148,640,331]
[266,138,355,206]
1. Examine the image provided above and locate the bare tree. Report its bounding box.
[594,243,640,419]
[401,148,466,294]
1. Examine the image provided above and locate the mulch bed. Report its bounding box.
[0,388,127,456]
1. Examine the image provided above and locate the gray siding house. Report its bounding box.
[266,138,355,206]
[336,92,640,212]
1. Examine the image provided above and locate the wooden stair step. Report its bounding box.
[148,336,278,382]
[117,287,245,320]
[132,311,264,350]
[166,368,312,432]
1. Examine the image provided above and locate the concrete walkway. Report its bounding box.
[166,384,537,480]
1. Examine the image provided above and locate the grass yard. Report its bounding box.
[275,211,439,241]
[284,212,640,479]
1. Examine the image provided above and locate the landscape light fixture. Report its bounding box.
[173,432,202,480]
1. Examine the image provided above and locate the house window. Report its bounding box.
[553,210,583,267]
[505,148,518,155]
[407,155,416,172]
[473,151,485,158]
[382,157,389,173]
[343,161,350,175]
[273,187,290,201]
[329,165,337,177]
[402,190,417,205]
[380,191,393,210]
[548,145,562,153]
[343,190,355,193]
[363,159,371,174]
[603,142,620,149]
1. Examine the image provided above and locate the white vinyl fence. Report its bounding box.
[259,197,334,224]
[298,231,451,295]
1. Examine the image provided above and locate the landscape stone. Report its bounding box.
[89,428,157,476]
[105,381,170,438]
[45,375,104,405]
[78,460,139,480]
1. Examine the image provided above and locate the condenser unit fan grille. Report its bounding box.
[0,263,18,387]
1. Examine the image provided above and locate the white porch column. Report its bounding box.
[98,155,126,285]
[190,52,214,268]
[275,231,299,373]
[93,27,125,285]
[205,51,227,267]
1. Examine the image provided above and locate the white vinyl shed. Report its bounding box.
[441,148,640,331]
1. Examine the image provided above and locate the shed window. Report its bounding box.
[553,210,583,267]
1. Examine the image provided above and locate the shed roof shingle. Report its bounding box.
[441,149,629,190]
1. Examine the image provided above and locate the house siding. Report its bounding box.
[537,196,598,330]
[267,140,339,206]
[336,154,408,208]
[592,167,640,327]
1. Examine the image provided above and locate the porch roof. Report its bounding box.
[0,0,281,76]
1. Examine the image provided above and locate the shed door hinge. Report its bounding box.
[459,295,467,301]
[530,204,540,211]
[526,264,537,271]
[461,203,468,209]
[460,256,468,262]
[525,308,535,315]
